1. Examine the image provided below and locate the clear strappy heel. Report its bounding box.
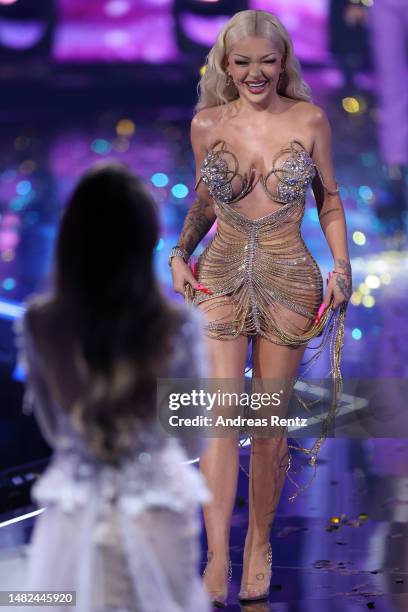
[203,551,232,608]
[238,542,272,602]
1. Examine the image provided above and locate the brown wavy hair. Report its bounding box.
[48,161,184,463]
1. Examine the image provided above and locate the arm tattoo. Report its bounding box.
[334,259,352,300]
[178,195,216,256]
[335,258,352,275]
[336,274,352,300]
[319,206,340,221]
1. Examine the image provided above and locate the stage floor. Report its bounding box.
[0,438,407,610]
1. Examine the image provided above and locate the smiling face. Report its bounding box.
[225,36,285,103]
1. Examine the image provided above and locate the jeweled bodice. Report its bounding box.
[198,139,317,206]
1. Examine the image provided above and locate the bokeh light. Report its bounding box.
[343,96,367,114]
[365,275,380,289]
[350,292,362,306]
[352,328,363,340]
[358,283,371,296]
[358,185,374,203]
[151,173,169,187]
[353,231,366,246]
[342,97,360,114]
[171,183,189,198]
[362,295,375,308]
[91,139,112,155]
[116,119,135,137]
[16,180,32,196]
[2,278,16,291]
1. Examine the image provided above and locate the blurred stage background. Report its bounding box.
[0,1,407,609]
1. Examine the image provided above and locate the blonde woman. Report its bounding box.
[169,9,351,606]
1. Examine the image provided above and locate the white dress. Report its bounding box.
[15,298,211,612]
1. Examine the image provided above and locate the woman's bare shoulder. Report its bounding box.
[192,105,224,127]
[191,105,229,145]
[293,100,328,125]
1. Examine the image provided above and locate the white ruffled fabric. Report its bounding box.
[15,299,211,612]
[31,437,210,516]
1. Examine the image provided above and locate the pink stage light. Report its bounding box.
[104,0,131,18]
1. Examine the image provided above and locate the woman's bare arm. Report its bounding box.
[176,114,216,257]
[310,107,352,306]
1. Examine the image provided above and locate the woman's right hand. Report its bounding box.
[170,257,212,296]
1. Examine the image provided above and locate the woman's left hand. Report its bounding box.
[325,271,352,310]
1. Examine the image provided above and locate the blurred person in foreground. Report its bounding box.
[15,162,211,612]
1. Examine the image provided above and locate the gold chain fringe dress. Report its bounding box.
[185,139,347,501]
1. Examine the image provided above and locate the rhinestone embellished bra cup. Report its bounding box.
[191,138,329,340]
[197,139,318,207]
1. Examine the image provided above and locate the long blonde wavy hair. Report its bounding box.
[195,10,311,113]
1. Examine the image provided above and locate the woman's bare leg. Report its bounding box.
[198,306,248,595]
[240,337,307,597]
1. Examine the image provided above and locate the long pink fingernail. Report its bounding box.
[190,257,197,279]
[317,303,326,318]
[196,284,213,295]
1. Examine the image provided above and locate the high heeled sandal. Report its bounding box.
[238,542,273,602]
[203,552,232,608]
